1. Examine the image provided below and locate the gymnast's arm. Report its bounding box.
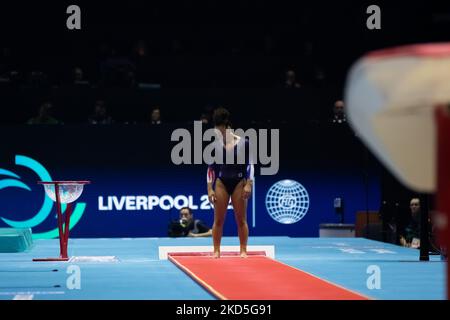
[242,136,254,199]
[207,165,216,204]
[243,164,254,200]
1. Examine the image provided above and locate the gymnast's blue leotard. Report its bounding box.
[206,136,254,195]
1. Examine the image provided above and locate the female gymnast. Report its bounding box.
[207,107,254,258]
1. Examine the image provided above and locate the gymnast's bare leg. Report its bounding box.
[210,179,230,258]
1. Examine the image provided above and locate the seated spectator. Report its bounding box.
[27,102,61,125]
[131,40,149,78]
[168,207,212,237]
[100,47,136,88]
[88,100,114,125]
[132,40,148,59]
[150,107,162,125]
[399,198,421,248]
[72,67,89,85]
[284,69,301,89]
[313,66,327,87]
[28,70,49,88]
[332,100,347,124]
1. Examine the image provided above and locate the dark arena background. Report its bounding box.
[0,0,449,309]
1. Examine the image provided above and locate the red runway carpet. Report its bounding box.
[168,253,368,300]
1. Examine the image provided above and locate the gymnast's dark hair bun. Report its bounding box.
[213,107,231,127]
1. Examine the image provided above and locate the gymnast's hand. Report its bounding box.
[208,190,217,204]
[242,183,252,200]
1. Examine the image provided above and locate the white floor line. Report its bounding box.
[0,291,65,297]
[158,245,275,260]
[13,294,34,300]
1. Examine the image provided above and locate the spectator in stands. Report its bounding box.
[72,67,89,85]
[332,100,347,124]
[132,40,148,59]
[88,100,114,125]
[131,40,159,84]
[312,65,327,87]
[28,70,49,88]
[399,198,421,248]
[150,107,162,125]
[168,207,212,237]
[100,47,136,88]
[27,102,61,125]
[74,67,83,81]
[284,69,301,89]
[126,70,137,88]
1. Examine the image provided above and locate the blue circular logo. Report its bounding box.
[265,179,309,224]
[0,155,87,239]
